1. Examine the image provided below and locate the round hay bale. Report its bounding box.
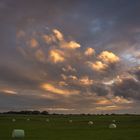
[12,129,25,138]
[112,120,116,123]
[12,118,16,122]
[27,118,30,121]
[69,120,73,123]
[46,118,49,122]
[109,123,117,128]
[88,121,93,125]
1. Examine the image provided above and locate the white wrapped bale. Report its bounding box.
[46,118,49,122]
[12,118,16,122]
[112,120,116,123]
[27,118,30,121]
[88,121,93,125]
[69,120,73,123]
[12,129,25,138]
[109,123,117,128]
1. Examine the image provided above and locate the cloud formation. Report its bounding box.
[41,83,80,96]
[98,51,120,64]
[49,49,65,63]
[0,0,140,113]
[88,61,108,71]
[84,48,95,56]
[1,27,138,113]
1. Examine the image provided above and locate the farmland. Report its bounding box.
[0,115,140,140]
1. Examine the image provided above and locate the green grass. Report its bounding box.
[0,115,140,140]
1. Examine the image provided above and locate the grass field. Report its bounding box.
[0,115,140,140]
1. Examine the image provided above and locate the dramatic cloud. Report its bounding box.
[88,61,108,71]
[41,83,80,96]
[61,41,81,50]
[112,71,140,100]
[35,49,46,62]
[42,34,56,44]
[0,0,140,113]
[84,48,95,56]
[78,76,94,86]
[49,49,65,63]
[2,27,139,113]
[0,89,17,95]
[98,51,120,64]
[53,29,64,41]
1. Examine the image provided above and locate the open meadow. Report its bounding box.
[0,115,140,140]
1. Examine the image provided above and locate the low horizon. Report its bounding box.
[0,110,140,115]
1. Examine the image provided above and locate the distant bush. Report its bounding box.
[0,110,49,115]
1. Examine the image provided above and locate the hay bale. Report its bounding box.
[112,120,116,123]
[46,118,49,122]
[27,118,30,121]
[109,123,117,128]
[12,118,16,122]
[12,129,25,138]
[88,121,93,125]
[69,120,73,123]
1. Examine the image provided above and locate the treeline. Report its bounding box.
[0,110,49,115]
[0,111,139,116]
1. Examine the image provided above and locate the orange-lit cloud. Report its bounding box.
[29,38,39,48]
[42,29,63,44]
[0,89,17,95]
[35,49,46,62]
[42,107,75,111]
[53,29,64,41]
[16,27,135,113]
[60,74,93,86]
[88,61,108,71]
[41,83,80,96]
[95,105,124,111]
[61,74,67,80]
[61,41,81,50]
[84,47,95,56]
[42,34,56,44]
[96,99,111,105]
[67,41,81,49]
[98,51,120,64]
[96,96,132,105]
[79,76,93,86]
[42,29,81,51]
[113,96,133,104]
[49,49,65,63]
[69,75,78,80]
[59,81,68,86]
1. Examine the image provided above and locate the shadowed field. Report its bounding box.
[0,115,140,140]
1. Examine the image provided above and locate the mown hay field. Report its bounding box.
[0,115,140,140]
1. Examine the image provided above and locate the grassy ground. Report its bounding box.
[0,115,140,140]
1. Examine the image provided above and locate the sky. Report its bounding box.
[0,0,140,114]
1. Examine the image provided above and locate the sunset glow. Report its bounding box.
[0,0,140,114]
